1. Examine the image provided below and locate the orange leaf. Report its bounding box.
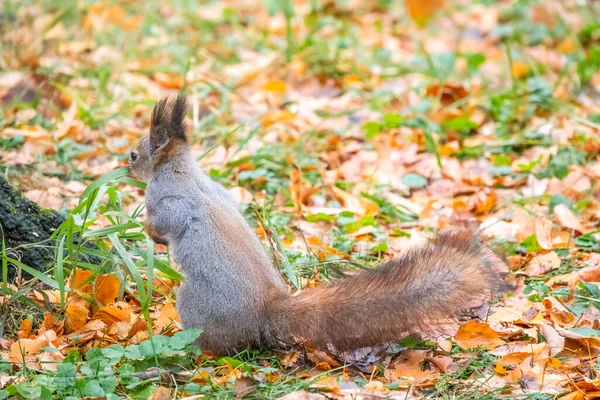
[405,0,445,25]
[9,331,57,361]
[454,320,504,350]
[511,61,529,78]
[18,318,32,339]
[154,302,180,332]
[390,350,439,381]
[474,191,497,214]
[261,80,287,93]
[95,274,121,306]
[94,301,132,325]
[70,268,93,292]
[260,111,295,127]
[65,304,89,333]
[289,165,303,213]
[152,72,184,89]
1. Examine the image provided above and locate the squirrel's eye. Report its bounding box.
[130,152,138,162]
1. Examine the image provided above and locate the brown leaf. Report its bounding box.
[539,324,565,356]
[234,376,257,399]
[290,165,303,213]
[553,204,585,233]
[148,386,172,400]
[278,391,329,400]
[523,251,561,276]
[535,217,553,250]
[454,321,504,350]
[389,349,439,381]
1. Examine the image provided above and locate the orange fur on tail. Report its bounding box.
[268,230,511,351]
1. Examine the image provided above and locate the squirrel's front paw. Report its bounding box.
[145,220,168,245]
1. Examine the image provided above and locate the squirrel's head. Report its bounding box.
[129,95,189,182]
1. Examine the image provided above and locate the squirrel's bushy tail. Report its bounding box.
[267,230,512,351]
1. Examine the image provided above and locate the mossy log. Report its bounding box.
[0,176,65,278]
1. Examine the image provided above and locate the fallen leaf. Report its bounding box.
[262,80,287,93]
[524,251,561,276]
[148,386,172,400]
[454,321,504,350]
[535,217,553,250]
[554,204,585,233]
[18,318,32,339]
[234,376,257,398]
[65,304,89,333]
[405,0,446,25]
[95,274,121,306]
[539,324,565,356]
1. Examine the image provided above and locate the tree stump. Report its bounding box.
[0,176,65,278]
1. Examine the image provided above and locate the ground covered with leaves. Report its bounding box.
[1,0,600,398]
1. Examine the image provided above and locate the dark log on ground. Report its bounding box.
[0,176,65,278]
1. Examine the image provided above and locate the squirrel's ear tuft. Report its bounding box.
[150,95,188,153]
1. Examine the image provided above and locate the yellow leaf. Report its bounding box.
[454,320,504,350]
[261,80,287,93]
[494,362,507,375]
[511,61,529,78]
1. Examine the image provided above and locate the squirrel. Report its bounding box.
[129,95,512,356]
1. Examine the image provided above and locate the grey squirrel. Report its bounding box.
[129,95,511,356]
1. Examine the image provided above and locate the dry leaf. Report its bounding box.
[290,165,303,213]
[148,386,172,400]
[95,274,121,306]
[535,217,553,250]
[234,376,257,398]
[539,324,565,356]
[18,318,32,339]
[405,0,446,25]
[553,204,585,233]
[262,80,287,93]
[524,251,561,276]
[454,321,504,350]
[65,304,89,333]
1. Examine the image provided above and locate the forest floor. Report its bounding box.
[1,0,600,399]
